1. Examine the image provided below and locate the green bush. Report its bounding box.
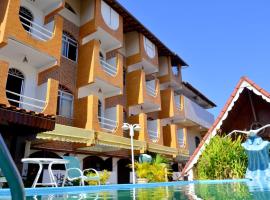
[196,135,247,180]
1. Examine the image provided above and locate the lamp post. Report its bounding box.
[122,123,141,184]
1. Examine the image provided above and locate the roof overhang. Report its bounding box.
[103,0,188,67]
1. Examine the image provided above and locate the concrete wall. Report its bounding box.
[158,56,169,77]
[187,128,202,155]
[125,32,140,57]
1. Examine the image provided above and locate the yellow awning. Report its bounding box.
[147,143,178,157]
[95,131,146,151]
[37,124,95,146]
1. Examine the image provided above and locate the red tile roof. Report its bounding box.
[0,104,55,131]
[182,76,270,175]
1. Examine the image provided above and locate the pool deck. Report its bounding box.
[0,179,250,197]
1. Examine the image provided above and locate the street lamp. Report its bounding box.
[122,123,141,184]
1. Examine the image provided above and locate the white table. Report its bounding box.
[21,158,68,188]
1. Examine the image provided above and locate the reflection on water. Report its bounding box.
[2,181,270,200]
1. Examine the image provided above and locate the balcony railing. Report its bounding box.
[100,57,117,76]
[177,129,185,148]
[19,14,53,41]
[148,129,158,141]
[183,96,214,129]
[98,115,117,133]
[6,90,46,112]
[174,95,181,110]
[146,80,157,97]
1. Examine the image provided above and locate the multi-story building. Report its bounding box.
[0,0,215,184]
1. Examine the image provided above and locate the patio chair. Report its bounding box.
[62,156,100,186]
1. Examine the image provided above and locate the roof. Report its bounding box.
[0,104,55,132]
[182,77,270,175]
[177,82,216,109]
[104,0,188,67]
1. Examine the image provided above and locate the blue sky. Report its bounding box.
[118,0,270,117]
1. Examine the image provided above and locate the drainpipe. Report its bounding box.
[0,134,25,200]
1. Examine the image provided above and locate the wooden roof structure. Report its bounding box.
[182,77,270,175]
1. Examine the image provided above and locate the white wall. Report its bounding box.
[158,57,169,76]
[6,59,39,111]
[125,32,139,57]
[187,128,202,155]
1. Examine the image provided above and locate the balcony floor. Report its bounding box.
[0,38,56,69]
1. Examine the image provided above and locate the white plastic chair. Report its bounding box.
[62,156,100,186]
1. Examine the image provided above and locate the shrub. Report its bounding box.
[133,154,171,182]
[196,135,247,180]
[86,170,111,185]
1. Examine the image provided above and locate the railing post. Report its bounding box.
[0,134,25,200]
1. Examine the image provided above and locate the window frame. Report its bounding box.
[57,88,74,119]
[62,32,78,62]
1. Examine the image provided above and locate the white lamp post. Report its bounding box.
[122,123,141,184]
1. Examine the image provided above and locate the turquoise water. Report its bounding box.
[1,180,270,199]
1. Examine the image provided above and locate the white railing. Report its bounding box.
[19,14,53,41]
[183,96,215,129]
[98,116,117,133]
[174,95,181,110]
[146,80,157,97]
[148,129,158,141]
[6,90,46,112]
[100,57,117,76]
[177,129,185,147]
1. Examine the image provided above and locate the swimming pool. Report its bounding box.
[0,179,270,199]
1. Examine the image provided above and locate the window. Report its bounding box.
[62,31,78,62]
[177,129,185,147]
[19,6,33,32]
[195,136,201,148]
[144,36,156,58]
[101,1,119,30]
[57,86,73,119]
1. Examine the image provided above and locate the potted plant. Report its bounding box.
[134,162,151,183]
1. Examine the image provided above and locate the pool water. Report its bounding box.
[1,180,270,199]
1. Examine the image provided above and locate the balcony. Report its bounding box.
[77,40,123,99]
[175,96,215,130]
[98,107,118,133]
[125,32,159,75]
[163,125,189,157]
[0,60,59,116]
[127,69,161,115]
[129,113,180,156]
[0,0,64,68]
[128,113,163,145]
[74,95,123,136]
[159,89,182,122]
[158,56,182,90]
[80,0,123,52]
[100,57,117,76]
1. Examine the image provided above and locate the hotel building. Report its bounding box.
[0,0,215,184]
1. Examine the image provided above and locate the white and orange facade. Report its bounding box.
[0,0,215,184]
